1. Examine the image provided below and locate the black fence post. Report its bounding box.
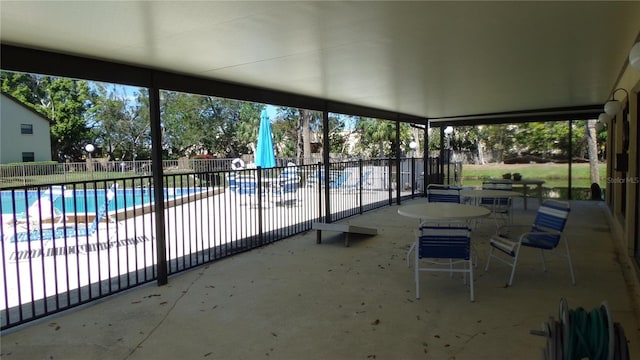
[257,167,263,246]
[317,162,323,222]
[411,157,416,198]
[388,159,393,206]
[149,85,167,286]
[359,159,363,214]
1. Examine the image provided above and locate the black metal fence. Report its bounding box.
[0,157,373,188]
[0,159,430,330]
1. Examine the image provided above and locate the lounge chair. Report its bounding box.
[330,168,372,191]
[10,186,67,230]
[8,184,117,243]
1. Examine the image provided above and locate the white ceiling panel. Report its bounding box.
[2,1,639,119]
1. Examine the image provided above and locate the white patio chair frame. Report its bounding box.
[479,182,513,227]
[484,199,574,287]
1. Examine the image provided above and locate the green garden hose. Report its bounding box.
[567,306,608,360]
[533,299,629,360]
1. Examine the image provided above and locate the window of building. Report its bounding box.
[20,123,33,134]
[22,152,35,162]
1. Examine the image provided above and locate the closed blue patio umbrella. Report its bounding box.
[255,109,276,168]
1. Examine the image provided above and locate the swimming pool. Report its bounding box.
[1,188,202,216]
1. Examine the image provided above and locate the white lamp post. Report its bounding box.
[444,126,454,149]
[85,144,95,177]
[443,126,454,185]
[409,141,417,158]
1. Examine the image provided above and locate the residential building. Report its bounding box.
[0,92,52,164]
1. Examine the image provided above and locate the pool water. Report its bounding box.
[1,188,200,216]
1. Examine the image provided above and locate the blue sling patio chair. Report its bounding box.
[280,163,298,179]
[413,225,474,302]
[407,185,464,266]
[407,185,472,268]
[479,181,513,226]
[426,184,461,203]
[8,184,118,243]
[484,199,573,287]
[235,174,259,206]
[226,172,238,193]
[272,165,300,206]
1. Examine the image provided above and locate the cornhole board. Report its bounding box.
[312,222,377,247]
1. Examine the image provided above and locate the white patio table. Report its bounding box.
[398,203,491,223]
[484,179,545,210]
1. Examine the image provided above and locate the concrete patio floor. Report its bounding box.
[1,198,639,359]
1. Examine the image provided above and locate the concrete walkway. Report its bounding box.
[1,199,639,359]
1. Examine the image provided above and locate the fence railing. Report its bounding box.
[0,157,376,188]
[0,159,431,330]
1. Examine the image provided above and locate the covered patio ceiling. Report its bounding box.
[1,1,640,124]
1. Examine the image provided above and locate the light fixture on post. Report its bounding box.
[595,113,609,132]
[85,143,95,178]
[597,113,610,123]
[443,126,454,185]
[444,126,454,149]
[604,88,628,117]
[630,42,640,71]
[409,141,418,158]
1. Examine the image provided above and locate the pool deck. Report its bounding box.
[1,198,639,359]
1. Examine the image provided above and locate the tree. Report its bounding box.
[448,126,483,163]
[274,108,327,163]
[298,109,313,163]
[0,71,40,105]
[89,84,151,160]
[222,100,263,158]
[326,114,348,156]
[160,91,205,157]
[160,92,262,158]
[352,118,409,158]
[48,78,95,160]
[272,108,299,159]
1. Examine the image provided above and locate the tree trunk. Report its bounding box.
[585,119,599,185]
[297,109,312,164]
[296,110,304,161]
[302,110,311,164]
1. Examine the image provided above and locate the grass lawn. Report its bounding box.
[460,162,607,190]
